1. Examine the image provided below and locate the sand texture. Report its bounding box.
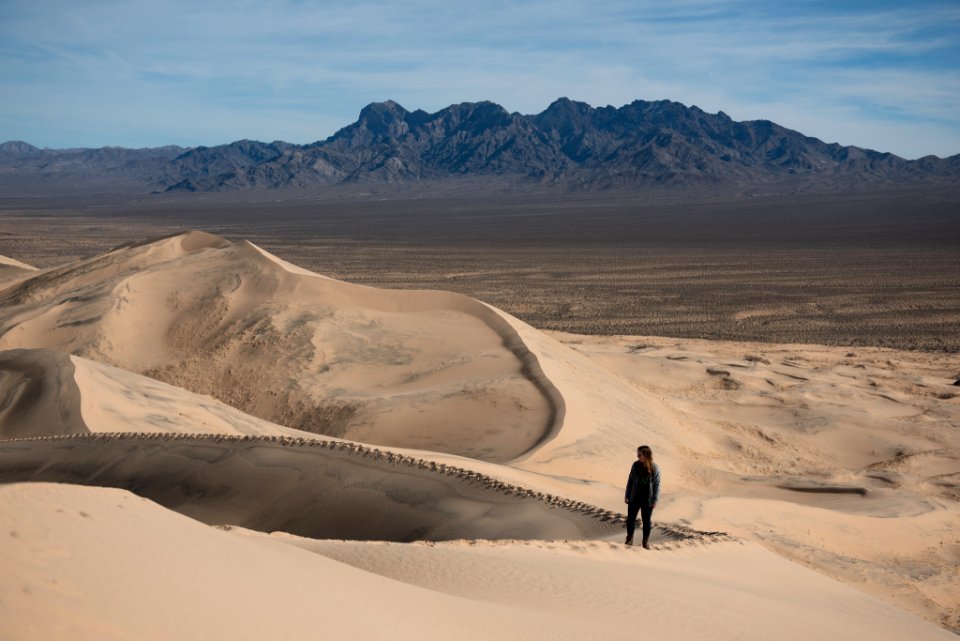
[0,231,957,638]
[3,483,955,641]
[0,231,557,462]
[551,333,960,630]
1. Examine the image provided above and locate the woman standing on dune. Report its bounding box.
[624,445,660,549]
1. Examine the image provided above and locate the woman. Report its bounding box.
[624,445,660,549]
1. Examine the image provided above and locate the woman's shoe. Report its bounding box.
[624,537,633,546]
[642,539,650,550]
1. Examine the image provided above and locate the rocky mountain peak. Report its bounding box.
[0,141,41,154]
[334,100,413,144]
[3,98,957,193]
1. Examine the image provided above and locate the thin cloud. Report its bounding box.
[0,0,957,157]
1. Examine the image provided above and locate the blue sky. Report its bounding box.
[1,0,958,158]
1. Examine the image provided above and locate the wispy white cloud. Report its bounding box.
[0,0,958,157]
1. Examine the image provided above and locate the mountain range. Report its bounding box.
[2,98,958,193]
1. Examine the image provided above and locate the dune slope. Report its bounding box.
[552,333,960,631]
[0,348,87,439]
[0,232,560,462]
[2,482,954,641]
[0,434,627,542]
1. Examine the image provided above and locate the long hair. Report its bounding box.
[639,445,654,475]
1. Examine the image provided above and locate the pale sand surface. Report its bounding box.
[71,355,323,439]
[549,333,960,630]
[1,482,954,641]
[0,231,958,637]
[0,255,36,272]
[0,231,557,462]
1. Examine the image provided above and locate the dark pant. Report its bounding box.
[626,503,653,543]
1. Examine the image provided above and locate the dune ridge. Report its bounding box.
[247,240,568,457]
[0,231,562,461]
[0,254,37,272]
[0,432,718,542]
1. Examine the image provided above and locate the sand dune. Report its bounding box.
[0,350,706,544]
[0,346,692,545]
[2,482,954,641]
[0,347,694,547]
[0,348,87,439]
[0,231,958,636]
[0,254,36,275]
[262,533,954,641]
[553,333,960,630]
[0,347,322,439]
[0,231,558,462]
[0,433,628,542]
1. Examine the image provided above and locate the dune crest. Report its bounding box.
[0,433,646,542]
[0,254,37,272]
[0,231,563,462]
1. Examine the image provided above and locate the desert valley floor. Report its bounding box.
[0,190,958,639]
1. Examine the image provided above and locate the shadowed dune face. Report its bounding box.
[0,349,87,439]
[0,231,560,462]
[0,435,623,542]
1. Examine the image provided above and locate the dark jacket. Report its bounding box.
[625,461,661,506]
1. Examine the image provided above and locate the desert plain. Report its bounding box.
[0,186,958,640]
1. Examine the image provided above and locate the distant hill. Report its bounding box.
[3,98,958,194]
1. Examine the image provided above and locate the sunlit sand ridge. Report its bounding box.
[0,231,558,462]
